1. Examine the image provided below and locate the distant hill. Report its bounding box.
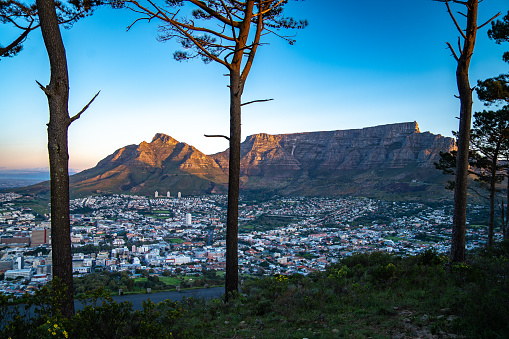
[0,169,50,189]
[13,122,456,200]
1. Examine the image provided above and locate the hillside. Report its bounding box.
[2,246,508,338]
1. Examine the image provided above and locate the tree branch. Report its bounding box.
[478,12,501,29]
[445,0,467,40]
[69,91,100,125]
[205,134,230,140]
[35,80,51,96]
[219,0,237,41]
[241,98,273,106]
[0,25,31,56]
[241,1,264,83]
[446,42,460,61]
[255,0,285,17]
[468,185,489,200]
[188,0,240,28]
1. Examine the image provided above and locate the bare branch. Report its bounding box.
[468,185,489,200]
[445,0,467,40]
[219,0,237,41]
[69,91,100,125]
[241,2,264,82]
[205,134,230,140]
[478,12,501,29]
[126,16,153,31]
[241,98,273,106]
[35,80,51,96]
[446,42,460,61]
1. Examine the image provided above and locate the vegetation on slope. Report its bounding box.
[1,242,509,338]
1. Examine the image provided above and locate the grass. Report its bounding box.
[134,276,195,286]
[2,242,509,338]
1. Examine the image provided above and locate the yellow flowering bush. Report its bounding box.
[37,319,69,339]
[274,274,288,283]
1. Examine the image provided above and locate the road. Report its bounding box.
[98,286,224,310]
[1,286,224,327]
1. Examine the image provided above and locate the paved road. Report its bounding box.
[1,287,224,327]
[76,286,224,311]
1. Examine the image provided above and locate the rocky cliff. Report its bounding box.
[213,122,455,192]
[219,122,452,168]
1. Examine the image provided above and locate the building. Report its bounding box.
[31,229,50,246]
[167,191,170,198]
[165,255,190,265]
[186,213,192,226]
[14,256,24,270]
[178,192,181,198]
[0,260,13,271]
[4,269,32,280]
[155,191,159,198]
[0,237,30,245]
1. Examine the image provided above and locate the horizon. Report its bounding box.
[1,0,507,171]
[1,120,445,173]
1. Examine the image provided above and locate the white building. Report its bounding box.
[14,256,24,270]
[178,192,181,198]
[167,191,170,198]
[186,213,192,226]
[4,269,32,280]
[155,191,159,198]
[165,255,190,265]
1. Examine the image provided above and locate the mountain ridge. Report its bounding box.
[13,122,456,200]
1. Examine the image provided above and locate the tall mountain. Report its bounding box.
[212,122,456,199]
[68,133,228,196]
[16,122,456,200]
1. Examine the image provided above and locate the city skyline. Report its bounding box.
[1,0,507,172]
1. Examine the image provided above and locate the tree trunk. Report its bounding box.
[36,0,75,318]
[488,143,500,247]
[506,173,509,240]
[450,0,478,263]
[225,70,243,300]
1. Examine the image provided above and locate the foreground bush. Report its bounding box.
[1,243,508,338]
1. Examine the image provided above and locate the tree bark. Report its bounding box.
[502,181,509,241]
[36,0,75,318]
[225,69,243,300]
[224,1,253,302]
[450,0,478,263]
[487,142,501,247]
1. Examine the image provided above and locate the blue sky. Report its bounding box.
[1,0,507,171]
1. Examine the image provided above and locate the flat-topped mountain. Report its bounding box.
[17,122,456,200]
[211,121,455,198]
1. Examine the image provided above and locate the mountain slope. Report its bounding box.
[69,133,228,196]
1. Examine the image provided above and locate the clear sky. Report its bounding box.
[1,0,507,172]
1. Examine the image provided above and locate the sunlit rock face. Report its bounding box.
[69,133,228,196]
[62,122,455,198]
[213,121,455,175]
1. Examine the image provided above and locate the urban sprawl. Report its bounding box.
[0,192,500,297]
